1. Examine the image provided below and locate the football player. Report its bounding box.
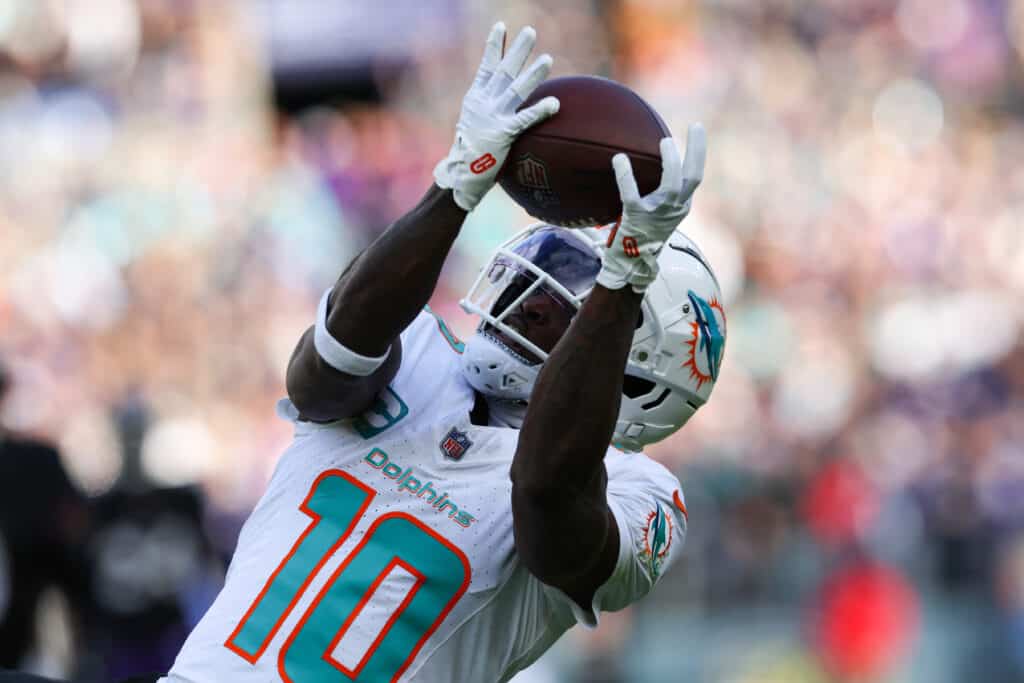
[163,21,724,683]
[0,360,90,682]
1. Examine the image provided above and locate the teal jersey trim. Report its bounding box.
[424,305,465,354]
[352,386,409,439]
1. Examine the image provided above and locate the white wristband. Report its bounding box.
[314,289,390,377]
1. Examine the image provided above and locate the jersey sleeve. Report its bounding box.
[541,450,689,628]
[277,302,473,433]
[391,304,466,388]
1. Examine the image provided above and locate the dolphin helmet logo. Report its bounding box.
[682,290,726,391]
[641,501,673,579]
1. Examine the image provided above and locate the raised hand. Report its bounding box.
[596,124,707,293]
[434,22,560,212]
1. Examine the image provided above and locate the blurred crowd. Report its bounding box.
[1,0,1023,681]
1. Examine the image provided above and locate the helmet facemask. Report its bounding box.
[461,225,725,451]
[460,225,600,400]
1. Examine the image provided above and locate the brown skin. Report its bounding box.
[286,185,466,422]
[287,183,638,608]
[511,284,642,606]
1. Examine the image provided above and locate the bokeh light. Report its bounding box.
[0,0,1023,680]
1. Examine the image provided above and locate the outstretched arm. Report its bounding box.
[286,187,465,421]
[287,23,559,422]
[511,284,642,606]
[511,126,707,607]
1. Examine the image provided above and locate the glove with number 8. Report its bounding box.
[434,22,560,212]
[597,124,707,294]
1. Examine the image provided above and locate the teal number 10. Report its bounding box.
[226,469,471,682]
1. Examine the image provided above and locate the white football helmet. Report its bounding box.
[461,223,726,451]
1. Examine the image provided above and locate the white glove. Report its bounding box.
[597,124,707,293]
[434,22,560,212]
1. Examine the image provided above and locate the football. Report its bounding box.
[498,75,671,227]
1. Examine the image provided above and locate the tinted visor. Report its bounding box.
[510,226,601,298]
[462,225,602,363]
[470,228,600,318]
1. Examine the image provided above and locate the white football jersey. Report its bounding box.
[163,307,688,683]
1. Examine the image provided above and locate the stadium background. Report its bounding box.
[1,0,1023,681]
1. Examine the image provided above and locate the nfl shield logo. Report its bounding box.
[512,153,558,208]
[515,154,551,190]
[440,427,473,461]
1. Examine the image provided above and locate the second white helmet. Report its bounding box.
[461,223,726,450]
